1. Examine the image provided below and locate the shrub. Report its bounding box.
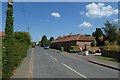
[91,40,97,47]
[104,44,120,52]
[69,46,79,53]
[2,41,28,79]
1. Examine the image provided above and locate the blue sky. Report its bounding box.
[2,2,118,41]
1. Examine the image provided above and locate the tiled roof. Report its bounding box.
[0,32,5,37]
[52,34,95,43]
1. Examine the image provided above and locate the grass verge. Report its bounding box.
[95,56,119,62]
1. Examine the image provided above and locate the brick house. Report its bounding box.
[51,34,95,51]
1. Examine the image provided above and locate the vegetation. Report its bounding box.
[40,35,54,47]
[40,35,47,47]
[2,42,28,79]
[69,46,79,53]
[104,43,120,52]
[2,2,31,79]
[50,37,54,41]
[96,56,119,62]
[103,21,119,43]
[91,40,97,47]
[5,2,14,43]
[14,32,31,45]
[92,28,104,46]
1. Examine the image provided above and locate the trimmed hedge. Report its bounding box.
[2,41,28,79]
[69,46,79,53]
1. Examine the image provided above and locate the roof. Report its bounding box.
[0,32,5,37]
[52,34,95,43]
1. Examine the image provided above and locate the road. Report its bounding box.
[29,46,118,79]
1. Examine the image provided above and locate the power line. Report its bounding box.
[21,0,29,32]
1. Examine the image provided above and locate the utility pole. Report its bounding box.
[28,26,29,32]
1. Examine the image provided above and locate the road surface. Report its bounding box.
[12,46,118,79]
[32,47,118,78]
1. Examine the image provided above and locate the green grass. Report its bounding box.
[96,56,119,62]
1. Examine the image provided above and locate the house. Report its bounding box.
[51,34,95,51]
[0,32,5,39]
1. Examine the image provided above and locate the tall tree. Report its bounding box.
[50,37,54,41]
[92,28,104,46]
[103,21,119,43]
[41,35,47,47]
[3,1,14,78]
[5,1,14,42]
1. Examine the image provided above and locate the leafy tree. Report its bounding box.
[84,34,91,36]
[3,2,15,79]
[92,28,104,46]
[41,35,47,47]
[45,40,51,46]
[50,37,54,41]
[5,2,14,43]
[103,21,120,43]
[117,29,120,45]
[14,32,31,45]
[91,40,97,47]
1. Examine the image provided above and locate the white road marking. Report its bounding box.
[61,63,88,79]
[50,55,58,61]
[45,52,49,55]
[29,48,34,78]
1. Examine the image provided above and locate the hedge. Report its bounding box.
[2,41,28,79]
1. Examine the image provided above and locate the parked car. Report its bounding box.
[44,45,49,49]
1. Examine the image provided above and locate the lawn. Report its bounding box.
[96,56,119,62]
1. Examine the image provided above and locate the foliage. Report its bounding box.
[41,35,47,47]
[89,47,100,54]
[2,1,31,79]
[14,32,31,45]
[104,44,120,52]
[91,40,97,47]
[103,21,120,43]
[2,41,28,79]
[69,46,79,53]
[50,37,54,41]
[96,56,119,62]
[84,34,91,36]
[92,28,104,46]
[45,40,51,46]
[5,2,14,43]
[118,32,120,45]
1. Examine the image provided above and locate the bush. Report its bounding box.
[91,40,97,47]
[69,46,79,53]
[2,41,28,79]
[104,45,120,52]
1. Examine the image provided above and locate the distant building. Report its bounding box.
[0,32,5,39]
[51,34,95,51]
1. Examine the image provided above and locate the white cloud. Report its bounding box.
[85,3,118,18]
[80,11,85,15]
[51,12,61,18]
[114,18,119,22]
[79,21,93,28]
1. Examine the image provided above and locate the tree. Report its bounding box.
[3,2,15,78]
[103,21,120,43]
[84,34,91,36]
[92,28,104,46]
[5,2,14,43]
[45,40,51,46]
[50,37,54,41]
[41,35,47,47]
[14,32,31,45]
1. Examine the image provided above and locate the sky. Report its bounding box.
[2,2,119,42]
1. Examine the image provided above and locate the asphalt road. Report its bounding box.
[30,46,118,79]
